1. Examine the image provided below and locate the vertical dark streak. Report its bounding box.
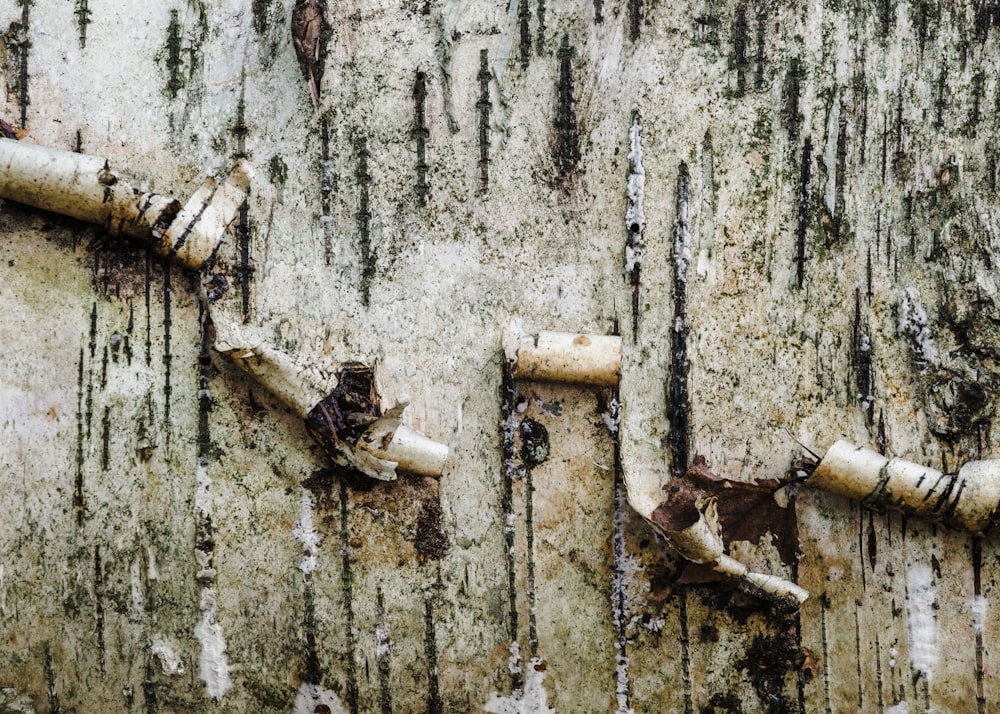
[339,480,360,712]
[99,345,108,394]
[101,406,110,471]
[628,0,643,41]
[519,1,531,68]
[144,252,152,367]
[535,0,546,54]
[854,606,864,710]
[594,0,603,23]
[232,83,251,320]
[796,138,812,289]
[43,641,60,714]
[853,289,874,425]
[376,589,393,714]
[94,545,106,673]
[881,116,889,184]
[625,111,643,344]
[667,163,691,479]
[413,71,430,206]
[89,303,98,360]
[732,3,748,95]
[74,0,91,48]
[784,59,803,145]
[874,633,885,713]
[866,246,873,303]
[320,118,335,265]
[499,362,523,691]
[194,297,214,563]
[302,574,322,684]
[679,592,694,714]
[165,10,183,99]
[832,107,848,244]
[477,50,491,194]
[555,36,580,179]
[821,594,832,714]
[855,53,868,164]
[423,597,443,714]
[75,348,85,526]
[858,502,867,590]
[753,5,766,91]
[610,389,632,713]
[525,464,538,659]
[973,537,986,713]
[877,410,887,455]
[162,263,172,442]
[357,139,374,306]
[86,303,96,442]
[16,0,29,129]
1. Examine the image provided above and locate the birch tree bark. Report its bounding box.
[1,1,999,712]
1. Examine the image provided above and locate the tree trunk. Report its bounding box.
[1,0,998,712]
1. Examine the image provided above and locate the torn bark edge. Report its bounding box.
[504,328,806,607]
[0,139,251,270]
[213,318,449,480]
[638,490,809,607]
[504,329,621,387]
[806,440,1000,532]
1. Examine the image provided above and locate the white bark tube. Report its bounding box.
[660,497,726,564]
[357,422,450,478]
[213,320,328,418]
[509,331,621,387]
[0,139,250,270]
[213,318,449,480]
[809,440,1000,532]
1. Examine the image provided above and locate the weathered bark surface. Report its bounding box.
[1,0,998,712]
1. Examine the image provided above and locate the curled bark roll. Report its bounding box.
[807,440,1000,532]
[0,139,251,270]
[213,320,448,480]
[506,330,621,387]
[639,470,809,607]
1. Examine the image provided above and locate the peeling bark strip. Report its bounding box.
[0,140,251,270]
[213,319,449,479]
[292,0,327,108]
[625,111,644,343]
[413,71,430,205]
[805,440,1000,532]
[554,36,580,178]
[477,50,491,193]
[667,163,691,480]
